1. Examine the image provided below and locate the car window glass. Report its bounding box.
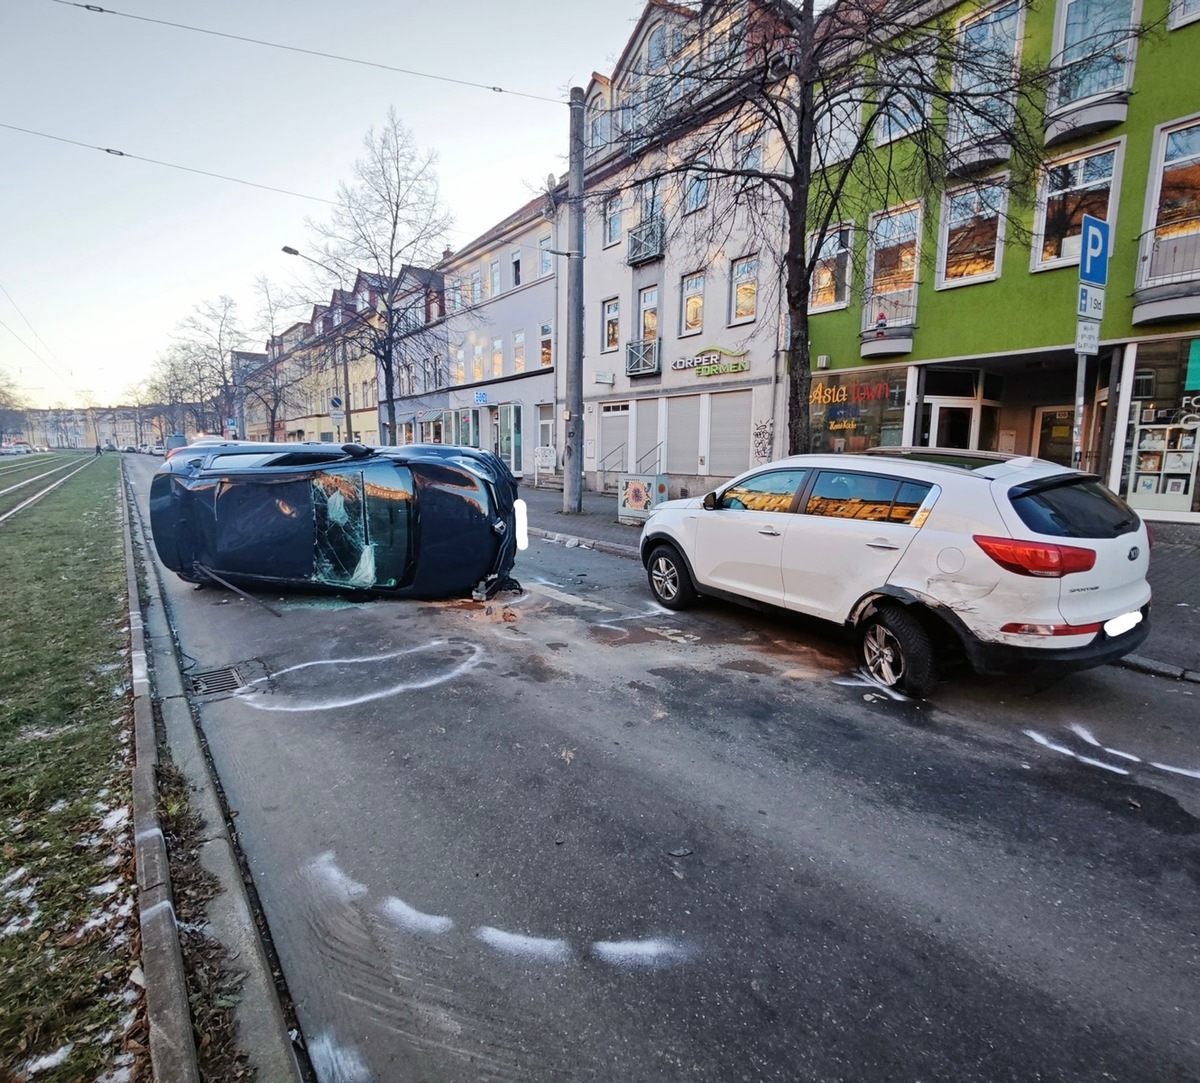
[313,471,374,588]
[891,480,935,524]
[364,463,414,588]
[719,469,809,512]
[210,453,275,470]
[1008,478,1139,538]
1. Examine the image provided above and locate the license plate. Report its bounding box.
[1104,611,1142,637]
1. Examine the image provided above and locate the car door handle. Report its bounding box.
[758,527,781,536]
[866,539,901,550]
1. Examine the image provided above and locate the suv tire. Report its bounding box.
[647,544,697,610]
[859,605,938,698]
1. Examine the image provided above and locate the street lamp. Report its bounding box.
[282,245,357,445]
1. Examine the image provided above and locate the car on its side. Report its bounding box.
[639,451,1151,697]
[150,441,528,600]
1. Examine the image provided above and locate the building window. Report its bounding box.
[489,260,501,296]
[730,256,758,324]
[511,249,522,287]
[647,24,667,68]
[948,1,1022,148]
[641,179,662,223]
[939,181,1007,285]
[1170,0,1200,26]
[492,337,503,377]
[513,329,526,373]
[865,204,921,330]
[589,100,609,150]
[681,273,705,335]
[685,160,709,214]
[1052,0,1136,111]
[736,127,763,174]
[471,270,482,304]
[603,299,620,352]
[605,195,623,246]
[448,278,462,312]
[539,236,552,276]
[814,87,860,167]
[1035,144,1117,267]
[473,344,483,382]
[874,50,934,145]
[639,286,659,343]
[454,349,465,384]
[810,226,853,310]
[1139,119,1200,287]
[540,322,553,367]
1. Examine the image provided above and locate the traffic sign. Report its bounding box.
[1079,215,1110,288]
[1077,284,1106,321]
[1075,319,1100,356]
[330,396,343,408]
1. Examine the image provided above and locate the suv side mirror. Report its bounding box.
[702,491,718,510]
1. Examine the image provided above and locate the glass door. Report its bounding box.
[498,404,523,474]
[918,399,976,448]
[1034,406,1075,466]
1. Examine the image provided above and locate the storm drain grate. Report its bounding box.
[189,667,243,695]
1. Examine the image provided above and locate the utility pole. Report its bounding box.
[563,86,586,515]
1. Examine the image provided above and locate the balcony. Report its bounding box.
[859,287,917,359]
[1045,57,1131,146]
[627,218,665,265]
[1132,218,1200,325]
[626,338,661,376]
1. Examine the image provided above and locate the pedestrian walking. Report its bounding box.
[95,443,102,457]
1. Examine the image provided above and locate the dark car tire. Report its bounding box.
[647,544,697,610]
[858,605,938,698]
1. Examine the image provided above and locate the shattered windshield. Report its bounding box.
[313,465,414,589]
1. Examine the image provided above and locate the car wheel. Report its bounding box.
[647,544,697,610]
[858,605,938,698]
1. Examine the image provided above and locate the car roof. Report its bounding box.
[746,451,1080,485]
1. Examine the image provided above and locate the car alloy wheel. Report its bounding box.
[647,544,696,610]
[859,605,937,698]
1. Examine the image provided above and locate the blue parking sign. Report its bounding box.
[1079,215,1110,288]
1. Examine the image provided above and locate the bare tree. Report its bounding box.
[305,108,453,444]
[0,368,27,442]
[245,276,314,440]
[172,296,249,436]
[587,0,1149,453]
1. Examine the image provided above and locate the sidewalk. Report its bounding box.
[519,484,1200,681]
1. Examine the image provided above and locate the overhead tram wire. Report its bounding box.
[55,1,567,106]
[0,123,337,204]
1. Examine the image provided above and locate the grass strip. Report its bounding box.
[0,454,150,1081]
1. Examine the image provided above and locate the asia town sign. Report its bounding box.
[809,380,892,405]
[672,346,750,378]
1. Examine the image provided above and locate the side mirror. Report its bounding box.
[702,491,718,510]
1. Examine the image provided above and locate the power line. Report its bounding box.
[0,122,337,203]
[0,281,73,386]
[56,1,567,106]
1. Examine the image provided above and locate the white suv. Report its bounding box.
[639,451,1151,698]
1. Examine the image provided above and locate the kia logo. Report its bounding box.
[1128,546,1140,561]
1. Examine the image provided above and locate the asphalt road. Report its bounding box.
[126,456,1200,1082]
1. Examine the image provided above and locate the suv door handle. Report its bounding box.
[867,539,900,550]
[758,527,781,536]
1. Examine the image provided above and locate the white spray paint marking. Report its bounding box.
[646,626,702,644]
[306,851,369,901]
[833,672,912,702]
[591,937,694,968]
[1149,762,1200,780]
[236,640,483,713]
[1068,723,1102,747]
[1024,730,1131,775]
[528,579,614,612]
[474,926,573,961]
[307,1032,373,1083]
[379,896,454,935]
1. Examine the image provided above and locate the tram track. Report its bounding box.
[0,454,99,523]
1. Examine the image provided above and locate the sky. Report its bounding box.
[1,0,646,409]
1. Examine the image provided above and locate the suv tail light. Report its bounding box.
[973,535,1097,577]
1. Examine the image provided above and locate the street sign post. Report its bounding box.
[329,396,345,428]
[1072,215,1110,468]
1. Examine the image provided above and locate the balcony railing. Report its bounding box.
[860,285,918,337]
[626,339,661,376]
[1136,217,1200,289]
[627,218,665,265]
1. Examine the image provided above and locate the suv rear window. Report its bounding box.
[1007,477,1140,538]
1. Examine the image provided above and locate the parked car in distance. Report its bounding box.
[151,444,165,455]
[639,451,1151,698]
[150,442,528,600]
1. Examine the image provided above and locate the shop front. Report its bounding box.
[809,368,908,453]
[1117,337,1200,519]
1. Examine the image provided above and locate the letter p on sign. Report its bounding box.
[1079,215,1110,288]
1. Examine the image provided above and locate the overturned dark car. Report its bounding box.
[149,441,527,599]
